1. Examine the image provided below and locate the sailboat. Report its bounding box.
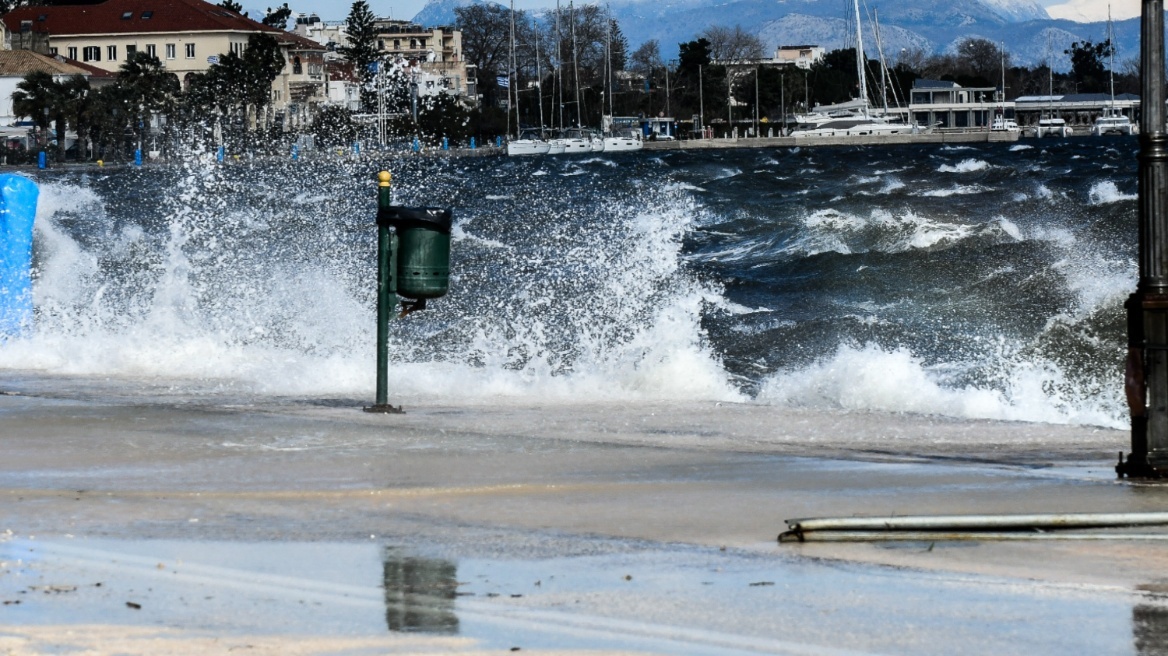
[1092,6,1134,136]
[990,42,1020,132]
[600,5,643,152]
[1034,35,1069,137]
[506,0,550,156]
[790,0,913,138]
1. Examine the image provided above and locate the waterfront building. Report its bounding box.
[1013,92,1140,131]
[1,0,328,129]
[908,79,1013,131]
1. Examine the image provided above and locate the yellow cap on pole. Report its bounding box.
[378,171,391,187]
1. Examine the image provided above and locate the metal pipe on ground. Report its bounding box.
[779,512,1168,543]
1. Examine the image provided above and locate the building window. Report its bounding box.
[107,45,117,60]
[141,10,153,18]
[49,47,58,55]
[293,56,302,75]
[185,43,195,58]
[67,46,77,60]
[165,43,176,59]
[83,46,100,62]
[393,39,400,50]
[126,45,137,58]
[146,44,156,57]
[230,42,245,55]
[121,11,132,19]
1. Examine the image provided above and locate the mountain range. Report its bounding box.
[410,0,1137,71]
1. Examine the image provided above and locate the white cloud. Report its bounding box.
[1045,0,1139,22]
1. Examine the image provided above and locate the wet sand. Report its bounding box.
[1,376,1167,654]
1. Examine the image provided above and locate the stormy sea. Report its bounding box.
[0,138,1139,429]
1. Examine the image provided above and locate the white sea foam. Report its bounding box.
[918,184,986,197]
[792,209,1017,256]
[1010,144,1033,152]
[2,172,742,404]
[1087,180,1136,205]
[937,159,990,173]
[757,343,1123,428]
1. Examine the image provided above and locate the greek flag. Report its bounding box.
[367,61,380,73]
[206,55,219,64]
[497,75,509,88]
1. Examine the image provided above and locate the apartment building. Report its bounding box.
[2,0,327,125]
[373,19,476,105]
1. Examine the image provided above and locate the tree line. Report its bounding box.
[4,0,1133,158]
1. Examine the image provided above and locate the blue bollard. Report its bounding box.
[217,146,225,162]
[470,137,476,150]
[496,136,502,148]
[292,144,299,161]
[37,152,45,169]
[0,175,39,338]
[134,149,142,166]
[442,137,449,150]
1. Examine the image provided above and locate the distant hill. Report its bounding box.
[408,0,1136,70]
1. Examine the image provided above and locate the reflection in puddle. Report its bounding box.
[1134,603,1168,655]
[382,546,459,634]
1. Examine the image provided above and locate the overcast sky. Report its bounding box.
[292,0,1137,25]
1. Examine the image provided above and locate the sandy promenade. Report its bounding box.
[1,376,1166,654]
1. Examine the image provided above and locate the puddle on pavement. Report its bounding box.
[2,536,1166,654]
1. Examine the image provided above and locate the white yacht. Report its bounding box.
[1092,8,1135,137]
[1035,117,1070,138]
[788,2,915,139]
[991,116,1020,133]
[602,127,643,152]
[1092,108,1134,136]
[546,139,566,154]
[506,130,551,156]
[555,128,594,154]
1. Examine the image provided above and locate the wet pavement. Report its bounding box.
[1,383,1167,654]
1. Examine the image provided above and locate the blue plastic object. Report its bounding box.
[412,138,420,152]
[442,137,449,150]
[292,144,299,161]
[37,151,45,169]
[496,136,502,148]
[135,149,142,166]
[470,137,476,150]
[217,146,225,162]
[0,175,39,338]
[353,142,360,155]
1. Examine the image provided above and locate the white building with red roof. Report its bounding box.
[2,0,328,127]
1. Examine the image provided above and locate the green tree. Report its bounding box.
[12,71,62,155]
[342,0,380,110]
[1066,39,1113,93]
[217,0,244,14]
[263,3,293,29]
[456,3,513,109]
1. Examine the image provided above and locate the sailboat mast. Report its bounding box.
[1108,4,1116,107]
[536,34,545,133]
[853,0,867,113]
[873,7,887,112]
[606,4,613,122]
[571,1,582,127]
[555,0,563,129]
[509,0,517,139]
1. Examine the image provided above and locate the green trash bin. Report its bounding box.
[378,206,452,300]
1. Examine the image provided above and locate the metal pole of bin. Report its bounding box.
[1120,0,1168,477]
[368,170,402,414]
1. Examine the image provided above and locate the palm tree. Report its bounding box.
[119,52,180,153]
[59,76,92,160]
[12,71,62,155]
